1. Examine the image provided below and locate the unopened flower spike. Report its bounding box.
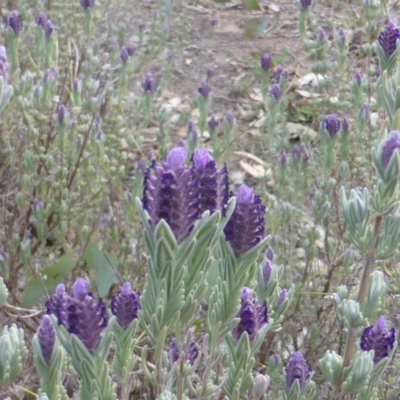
[111,282,141,329]
[224,185,266,258]
[142,72,157,94]
[80,0,95,9]
[232,287,268,342]
[269,84,282,101]
[208,115,219,132]
[37,315,56,364]
[261,53,271,72]
[360,316,396,364]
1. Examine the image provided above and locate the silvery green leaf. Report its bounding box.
[362,270,387,319]
[337,299,365,328]
[319,350,343,386]
[0,324,28,386]
[112,318,138,381]
[375,212,400,259]
[156,391,178,400]
[253,373,270,400]
[341,350,374,394]
[0,277,8,307]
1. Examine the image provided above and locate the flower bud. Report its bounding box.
[253,373,270,400]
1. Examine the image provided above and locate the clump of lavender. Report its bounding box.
[169,338,199,365]
[232,287,268,342]
[37,315,56,364]
[46,278,108,354]
[224,185,266,258]
[285,351,311,389]
[360,316,396,364]
[111,282,141,329]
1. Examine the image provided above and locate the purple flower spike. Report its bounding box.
[44,19,54,39]
[266,246,275,261]
[37,315,56,364]
[277,289,288,306]
[58,105,67,125]
[323,114,341,138]
[273,66,288,83]
[318,27,327,43]
[142,72,157,94]
[354,70,362,86]
[198,80,211,99]
[382,131,400,169]
[143,147,199,242]
[192,149,229,215]
[233,287,268,342]
[46,278,108,355]
[359,103,370,121]
[337,28,345,45]
[299,0,312,9]
[225,110,234,125]
[36,12,47,28]
[378,20,400,59]
[261,53,271,72]
[360,316,396,364]
[224,185,266,258]
[111,282,141,329]
[120,46,129,65]
[280,152,287,166]
[269,84,282,101]
[286,352,311,389]
[292,144,309,163]
[80,0,95,9]
[208,115,219,132]
[169,338,199,365]
[210,16,218,27]
[6,10,23,37]
[262,259,273,284]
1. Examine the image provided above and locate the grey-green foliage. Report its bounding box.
[0,277,8,307]
[0,324,28,386]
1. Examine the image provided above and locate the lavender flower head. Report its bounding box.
[80,0,95,9]
[262,259,273,284]
[359,103,370,121]
[360,316,396,364]
[208,115,219,132]
[37,315,56,364]
[142,147,198,242]
[232,287,268,342]
[277,289,288,306]
[285,351,311,389]
[323,114,341,138]
[187,120,198,144]
[210,16,218,27]
[142,72,157,94]
[35,12,47,28]
[198,80,211,99]
[318,27,328,44]
[261,53,271,72]
[111,282,141,329]
[266,246,275,261]
[280,152,287,166]
[299,0,312,9]
[6,10,23,37]
[292,144,309,163]
[58,105,67,125]
[354,70,363,86]
[273,65,288,83]
[120,46,130,65]
[192,149,229,215]
[378,19,400,59]
[224,185,266,257]
[169,338,199,365]
[225,110,234,125]
[337,28,346,45]
[269,84,282,101]
[46,278,108,355]
[382,131,400,169]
